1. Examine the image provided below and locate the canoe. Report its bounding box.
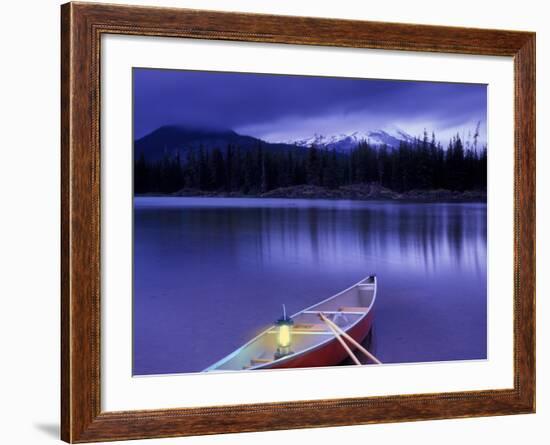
[204,275,377,372]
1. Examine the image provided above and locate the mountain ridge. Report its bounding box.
[135,125,297,162]
[134,125,417,162]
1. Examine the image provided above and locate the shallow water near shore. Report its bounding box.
[133,197,487,375]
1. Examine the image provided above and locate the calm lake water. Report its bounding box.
[133,197,487,375]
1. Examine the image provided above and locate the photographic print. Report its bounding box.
[132,68,487,375]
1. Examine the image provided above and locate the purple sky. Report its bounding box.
[133,68,487,145]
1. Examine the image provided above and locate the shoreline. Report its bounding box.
[136,184,486,203]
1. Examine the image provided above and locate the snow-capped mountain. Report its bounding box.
[286,129,415,151]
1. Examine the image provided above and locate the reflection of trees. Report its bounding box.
[446,209,464,264]
[307,208,320,264]
[136,201,487,274]
[251,203,485,274]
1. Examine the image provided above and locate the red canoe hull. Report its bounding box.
[261,309,375,369]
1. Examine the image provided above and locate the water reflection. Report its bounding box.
[133,198,487,375]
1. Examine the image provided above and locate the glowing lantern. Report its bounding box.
[274,304,294,359]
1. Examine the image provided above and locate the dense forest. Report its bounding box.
[134,130,487,195]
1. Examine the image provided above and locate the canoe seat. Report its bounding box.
[293,323,328,332]
[339,306,370,313]
[250,358,271,366]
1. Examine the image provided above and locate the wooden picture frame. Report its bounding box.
[61,2,535,442]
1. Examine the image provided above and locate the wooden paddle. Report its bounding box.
[322,318,361,365]
[319,312,382,365]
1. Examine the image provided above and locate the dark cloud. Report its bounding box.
[133,68,487,143]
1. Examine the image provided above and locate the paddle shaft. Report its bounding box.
[323,320,361,365]
[319,312,382,365]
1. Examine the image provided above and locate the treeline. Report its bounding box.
[134,131,487,195]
